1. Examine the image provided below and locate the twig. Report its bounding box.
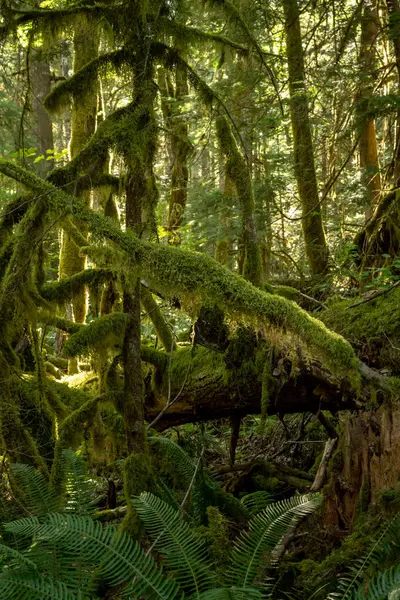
[347,279,400,309]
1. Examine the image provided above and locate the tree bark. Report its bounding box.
[283,0,330,276]
[358,0,381,219]
[216,116,262,287]
[58,15,99,374]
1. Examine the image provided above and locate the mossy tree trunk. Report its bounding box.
[58,15,99,373]
[215,162,235,269]
[283,0,330,277]
[30,46,54,177]
[357,0,381,220]
[216,116,262,287]
[158,64,191,244]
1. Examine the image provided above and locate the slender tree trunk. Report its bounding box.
[216,116,262,287]
[358,0,381,219]
[30,49,54,177]
[159,65,191,244]
[387,0,400,183]
[283,0,330,276]
[58,16,99,373]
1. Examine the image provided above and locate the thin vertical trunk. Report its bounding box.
[159,65,191,243]
[58,16,99,373]
[283,0,330,276]
[358,0,381,218]
[216,116,262,287]
[387,0,400,183]
[30,49,54,177]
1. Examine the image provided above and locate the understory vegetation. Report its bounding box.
[2,0,400,597]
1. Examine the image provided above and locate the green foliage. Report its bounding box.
[327,513,400,600]
[227,494,322,589]
[63,312,131,357]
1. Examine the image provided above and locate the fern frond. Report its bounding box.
[149,436,195,488]
[228,494,321,589]
[196,587,263,599]
[10,464,59,516]
[353,564,400,600]
[0,571,78,600]
[3,516,41,538]
[241,491,273,516]
[37,513,180,599]
[133,492,215,597]
[0,543,38,571]
[59,450,95,514]
[328,514,400,600]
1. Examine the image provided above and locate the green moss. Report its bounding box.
[141,286,176,351]
[216,116,262,288]
[50,392,112,491]
[44,360,62,379]
[0,161,360,376]
[45,49,132,113]
[320,289,400,374]
[40,268,115,303]
[122,451,153,537]
[204,506,231,576]
[63,312,131,357]
[166,345,226,393]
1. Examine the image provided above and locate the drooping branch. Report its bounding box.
[44,50,133,113]
[40,268,116,303]
[0,160,366,376]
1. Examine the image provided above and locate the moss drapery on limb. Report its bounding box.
[283,0,330,276]
[0,160,358,375]
[140,285,176,352]
[216,116,262,287]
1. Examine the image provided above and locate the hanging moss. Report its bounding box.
[44,49,132,113]
[0,162,361,377]
[260,354,274,426]
[50,392,112,491]
[122,451,154,537]
[40,268,116,303]
[63,312,131,357]
[141,286,176,351]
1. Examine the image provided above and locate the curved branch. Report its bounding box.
[0,160,362,375]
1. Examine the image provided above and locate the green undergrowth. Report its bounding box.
[320,289,400,372]
[289,495,400,599]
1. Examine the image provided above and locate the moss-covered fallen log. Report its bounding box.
[143,346,382,430]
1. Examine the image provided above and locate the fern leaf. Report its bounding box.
[0,571,78,600]
[0,543,38,571]
[328,514,400,600]
[3,516,41,538]
[195,587,263,599]
[37,513,180,599]
[149,436,195,488]
[59,450,95,514]
[10,464,59,516]
[352,564,400,600]
[133,492,215,597]
[241,491,273,516]
[228,494,321,589]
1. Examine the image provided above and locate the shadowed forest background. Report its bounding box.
[2,0,400,597]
